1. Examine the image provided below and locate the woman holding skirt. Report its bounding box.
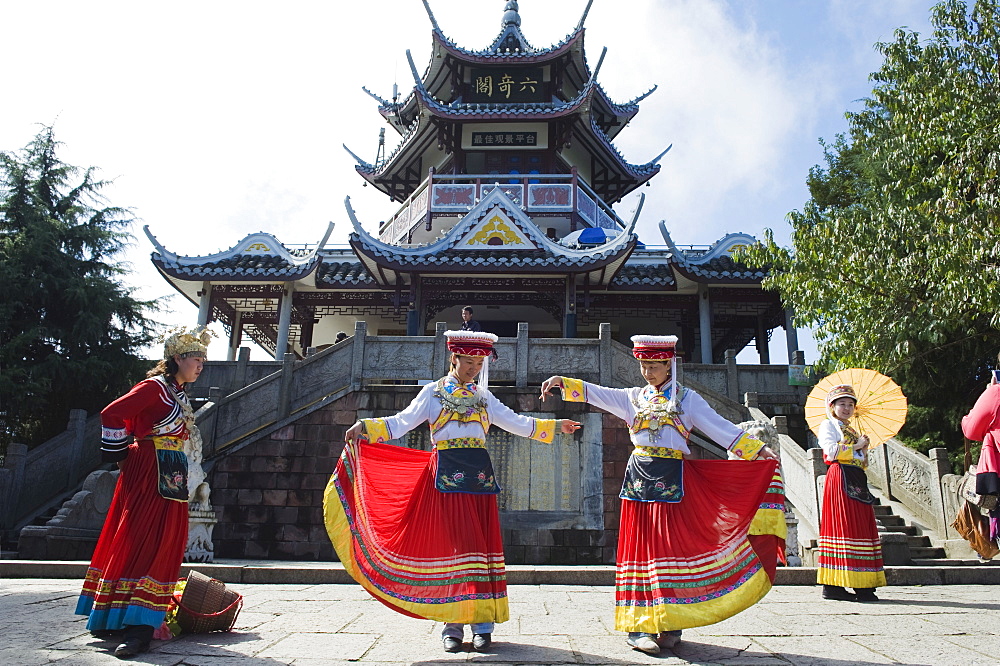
[816,384,886,601]
[541,334,778,655]
[325,330,580,654]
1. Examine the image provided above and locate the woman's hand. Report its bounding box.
[345,421,364,445]
[559,419,582,434]
[757,446,778,461]
[540,376,563,401]
[854,435,870,450]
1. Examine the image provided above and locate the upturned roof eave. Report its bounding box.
[348,240,637,277]
[150,256,320,283]
[431,27,585,66]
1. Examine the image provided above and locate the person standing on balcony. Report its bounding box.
[539,335,778,656]
[326,330,580,654]
[815,384,885,602]
[75,326,212,659]
[460,306,482,332]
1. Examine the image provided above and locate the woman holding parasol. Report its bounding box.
[806,370,906,602]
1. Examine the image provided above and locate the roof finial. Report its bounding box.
[502,1,521,28]
[421,0,441,32]
[576,0,595,30]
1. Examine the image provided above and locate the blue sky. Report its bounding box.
[1,0,935,361]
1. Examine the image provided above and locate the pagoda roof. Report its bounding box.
[145,223,334,282]
[609,263,677,290]
[350,82,663,201]
[315,260,379,288]
[345,186,638,287]
[655,222,767,284]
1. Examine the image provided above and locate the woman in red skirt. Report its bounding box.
[326,330,580,654]
[76,326,211,659]
[816,384,885,601]
[541,335,778,655]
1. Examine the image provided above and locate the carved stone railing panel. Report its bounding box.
[885,438,945,535]
[528,340,603,385]
[939,473,964,539]
[610,343,642,388]
[360,337,436,382]
[683,365,728,399]
[290,346,352,413]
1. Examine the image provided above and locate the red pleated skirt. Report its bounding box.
[816,463,886,588]
[75,439,189,630]
[749,466,789,582]
[615,459,777,633]
[324,440,508,624]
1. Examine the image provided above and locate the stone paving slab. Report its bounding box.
[4,560,1000,586]
[1,579,999,665]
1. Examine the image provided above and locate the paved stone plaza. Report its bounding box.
[2,579,999,666]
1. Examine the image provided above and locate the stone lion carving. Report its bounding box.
[738,419,780,451]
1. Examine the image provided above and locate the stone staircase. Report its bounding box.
[872,501,947,563]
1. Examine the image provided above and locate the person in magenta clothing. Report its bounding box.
[962,366,1000,542]
[75,326,211,659]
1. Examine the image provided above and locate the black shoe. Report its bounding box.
[113,638,148,659]
[90,629,119,639]
[442,636,463,652]
[472,633,492,652]
[821,585,856,601]
[854,588,879,602]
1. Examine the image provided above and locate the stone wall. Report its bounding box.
[209,385,637,564]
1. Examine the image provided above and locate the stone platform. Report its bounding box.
[3,578,999,665]
[3,559,1000,586]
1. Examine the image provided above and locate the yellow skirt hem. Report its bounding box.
[614,567,771,633]
[323,475,509,625]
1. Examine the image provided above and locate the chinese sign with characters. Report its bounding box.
[471,131,538,147]
[468,67,545,103]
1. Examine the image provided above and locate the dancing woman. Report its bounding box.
[540,335,778,655]
[325,330,580,653]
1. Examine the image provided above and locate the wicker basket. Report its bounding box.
[173,570,243,633]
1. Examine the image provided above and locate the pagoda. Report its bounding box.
[146,0,796,364]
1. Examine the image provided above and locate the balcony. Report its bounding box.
[377,170,628,245]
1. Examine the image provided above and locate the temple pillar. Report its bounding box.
[755,314,770,364]
[275,283,294,357]
[197,282,212,326]
[784,308,800,363]
[407,276,422,336]
[227,311,242,361]
[698,283,712,363]
[563,277,577,338]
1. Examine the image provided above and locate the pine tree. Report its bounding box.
[0,125,158,447]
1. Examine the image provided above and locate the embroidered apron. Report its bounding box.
[431,378,501,495]
[622,388,689,502]
[150,377,192,503]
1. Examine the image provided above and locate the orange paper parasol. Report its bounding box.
[805,368,908,447]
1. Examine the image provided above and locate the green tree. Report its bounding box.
[0,126,158,448]
[738,0,1000,462]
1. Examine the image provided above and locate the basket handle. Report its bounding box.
[172,592,243,618]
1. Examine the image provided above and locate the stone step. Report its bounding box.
[876,515,905,527]
[912,558,993,566]
[910,546,947,559]
[907,535,931,547]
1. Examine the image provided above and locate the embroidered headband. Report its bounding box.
[826,384,857,406]
[161,325,213,360]
[630,335,678,360]
[445,330,498,357]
